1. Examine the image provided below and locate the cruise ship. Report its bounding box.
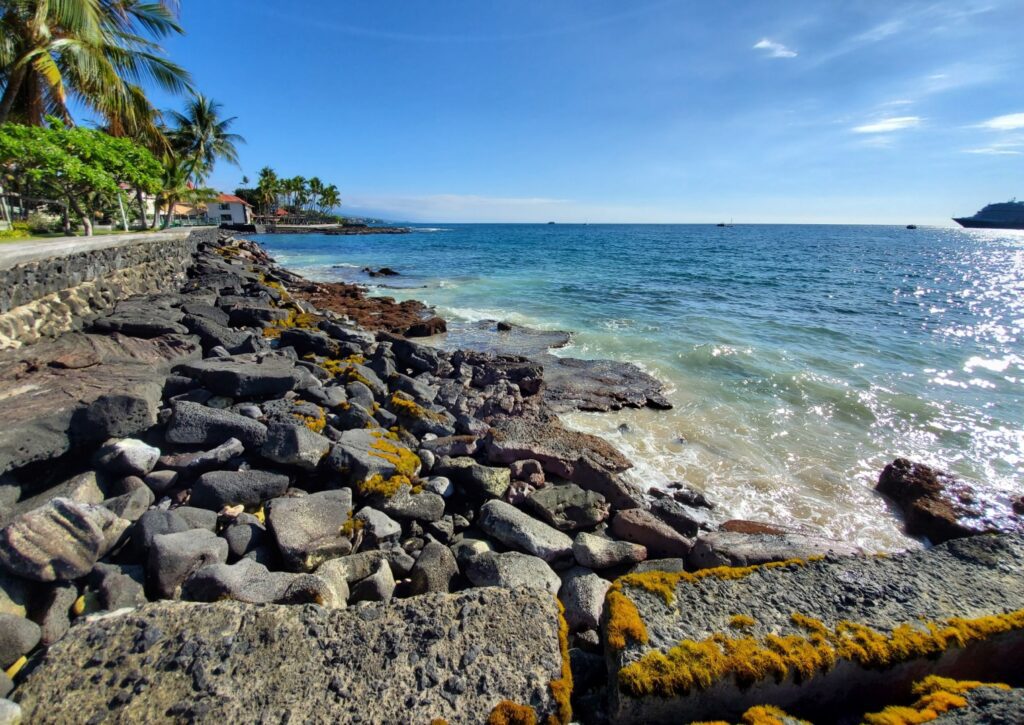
[953,199,1024,230]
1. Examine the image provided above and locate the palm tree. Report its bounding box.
[0,0,192,130]
[255,166,278,219]
[154,152,213,228]
[168,93,244,183]
[320,184,341,216]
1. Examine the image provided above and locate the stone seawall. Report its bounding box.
[0,229,215,349]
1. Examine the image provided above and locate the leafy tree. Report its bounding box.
[168,93,243,182]
[0,0,192,134]
[0,120,161,235]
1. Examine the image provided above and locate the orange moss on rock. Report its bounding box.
[617,609,1024,697]
[487,700,537,725]
[547,598,573,725]
[606,559,814,653]
[862,676,1011,725]
[606,589,649,651]
[741,704,811,725]
[368,434,421,478]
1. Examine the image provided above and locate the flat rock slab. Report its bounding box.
[606,533,1024,724]
[14,590,567,723]
[537,354,672,413]
[0,332,200,474]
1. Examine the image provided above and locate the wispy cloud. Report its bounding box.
[852,116,922,134]
[976,112,1024,130]
[963,146,1022,155]
[753,39,797,59]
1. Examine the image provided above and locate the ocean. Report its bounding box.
[255,224,1024,551]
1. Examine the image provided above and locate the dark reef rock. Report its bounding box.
[876,457,1024,543]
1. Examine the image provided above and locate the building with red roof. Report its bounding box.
[206,192,253,225]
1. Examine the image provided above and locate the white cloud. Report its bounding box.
[977,112,1024,131]
[852,116,923,134]
[753,39,797,59]
[963,147,1022,155]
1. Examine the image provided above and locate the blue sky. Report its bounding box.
[146,1,1024,224]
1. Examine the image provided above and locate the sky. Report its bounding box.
[144,1,1024,224]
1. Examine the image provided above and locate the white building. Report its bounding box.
[206,193,253,224]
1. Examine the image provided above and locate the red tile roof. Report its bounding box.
[216,193,252,206]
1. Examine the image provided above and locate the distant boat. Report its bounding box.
[953,199,1024,230]
[547,221,556,225]
[717,219,734,227]
[906,224,918,229]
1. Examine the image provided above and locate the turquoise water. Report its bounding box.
[256,224,1024,550]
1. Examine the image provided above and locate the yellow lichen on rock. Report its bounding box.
[359,473,411,499]
[607,559,813,652]
[729,614,757,629]
[291,404,327,433]
[368,435,421,478]
[487,700,537,725]
[617,609,1024,697]
[390,393,445,422]
[616,558,812,606]
[606,589,649,651]
[861,675,1011,725]
[547,598,573,725]
[262,307,322,339]
[741,704,811,725]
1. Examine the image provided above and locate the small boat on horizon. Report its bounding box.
[906,224,918,229]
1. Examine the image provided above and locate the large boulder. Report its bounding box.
[478,500,574,565]
[94,438,161,477]
[325,428,420,483]
[0,332,199,474]
[174,358,298,398]
[189,469,290,511]
[260,422,330,471]
[572,532,647,570]
[877,458,1024,543]
[267,490,353,572]
[465,551,561,594]
[165,400,268,449]
[610,508,693,558]
[433,456,511,499]
[148,529,229,599]
[606,533,1024,724]
[181,558,339,606]
[526,484,609,531]
[13,590,568,723]
[486,414,644,510]
[0,499,111,582]
[408,539,459,595]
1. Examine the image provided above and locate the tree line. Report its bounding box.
[234,169,342,221]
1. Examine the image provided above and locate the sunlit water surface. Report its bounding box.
[256,224,1024,550]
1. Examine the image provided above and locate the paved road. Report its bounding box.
[0,227,211,270]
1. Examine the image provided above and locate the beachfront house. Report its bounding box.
[206,193,253,224]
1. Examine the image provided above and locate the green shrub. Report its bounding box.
[26,212,57,233]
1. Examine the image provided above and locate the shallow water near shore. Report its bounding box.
[255,224,1024,551]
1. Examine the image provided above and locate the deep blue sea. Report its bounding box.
[256,224,1024,549]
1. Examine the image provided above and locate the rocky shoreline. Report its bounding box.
[0,229,1021,723]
